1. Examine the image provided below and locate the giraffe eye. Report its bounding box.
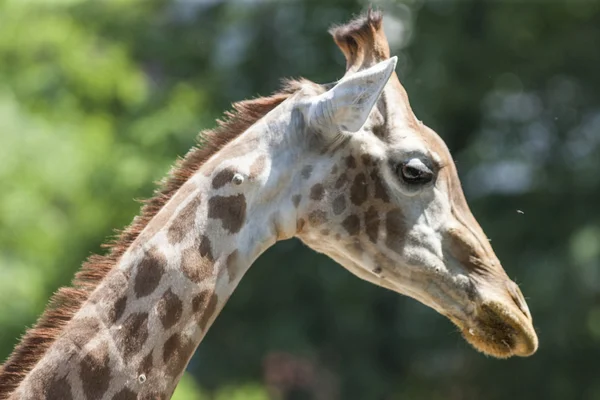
[397,158,434,185]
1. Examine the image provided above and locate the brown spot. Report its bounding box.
[199,293,219,331]
[346,155,357,169]
[109,296,127,324]
[163,333,180,365]
[320,229,330,236]
[118,312,149,359]
[226,251,239,283]
[181,245,213,284]
[331,165,339,175]
[365,206,380,243]
[47,377,73,400]
[80,341,111,400]
[140,352,153,374]
[198,235,214,262]
[335,233,341,240]
[192,291,210,314]
[113,388,137,400]
[371,169,390,203]
[0,86,291,400]
[301,165,313,179]
[346,241,364,253]
[249,155,266,178]
[139,391,167,400]
[350,173,368,206]
[342,215,361,236]
[134,248,166,298]
[310,184,325,201]
[372,123,386,139]
[163,333,195,377]
[167,195,202,244]
[335,173,348,189]
[332,195,346,215]
[64,317,100,348]
[212,168,235,189]
[361,154,373,166]
[157,289,183,330]
[308,210,327,227]
[385,209,405,253]
[292,194,301,208]
[208,194,247,234]
[291,107,306,132]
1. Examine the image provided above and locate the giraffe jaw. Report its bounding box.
[382,268,538,358]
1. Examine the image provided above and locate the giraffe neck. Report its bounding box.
[11,99,306,400]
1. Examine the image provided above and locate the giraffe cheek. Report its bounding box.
[342,214,361,236]
[370,168,390,203]
[332,195,346,215]
[350,173,368,206]
[307,210,328,227]
[364,206,380,243]
[384,208,406,254]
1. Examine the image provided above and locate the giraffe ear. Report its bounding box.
[308,56,397,135]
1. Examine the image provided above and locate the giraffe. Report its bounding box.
[0,11,538,400]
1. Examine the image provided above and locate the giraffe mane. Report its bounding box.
[0,80,307,399]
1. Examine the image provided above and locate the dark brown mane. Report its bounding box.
[0,82,303,399]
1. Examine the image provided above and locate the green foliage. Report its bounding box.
[172,372,208,400]
[1,0,599,399]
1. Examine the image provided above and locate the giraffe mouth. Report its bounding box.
[334,249,538,358]
[451,299,538,358]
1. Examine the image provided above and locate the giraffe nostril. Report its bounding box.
[506,281,531,321]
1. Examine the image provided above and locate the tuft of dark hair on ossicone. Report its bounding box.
[329,8,390,71]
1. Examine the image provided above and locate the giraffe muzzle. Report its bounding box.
[460,279,538,358]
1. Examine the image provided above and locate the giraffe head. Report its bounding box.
[291,11,537,358]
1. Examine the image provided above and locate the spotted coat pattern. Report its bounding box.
[4,11,537,400]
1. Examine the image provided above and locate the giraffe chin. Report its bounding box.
[456,301,538,358]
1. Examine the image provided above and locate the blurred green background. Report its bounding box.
[1,0,600,399]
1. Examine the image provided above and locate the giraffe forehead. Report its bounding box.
[387,129,433,158]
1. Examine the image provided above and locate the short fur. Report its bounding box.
[0,82,304,399]
[0,10,385,396]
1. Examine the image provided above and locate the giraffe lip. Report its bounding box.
[458,300,538,358]
[383,270,537,358]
